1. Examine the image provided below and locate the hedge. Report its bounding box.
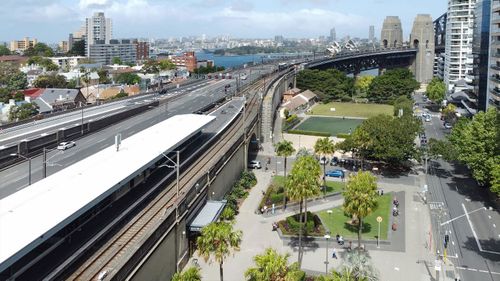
[336,133,350,139]
[287,130,331,137]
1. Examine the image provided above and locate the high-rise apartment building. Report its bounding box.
[88,39,136,65]
[134,40,150,62]
[369,25,375,42]
[68,25,86,51]
[85,12,112,57]
[9,37,37,52]
[488,0,500,109]
[444,0,476,90]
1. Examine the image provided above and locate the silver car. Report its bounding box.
[248,160,262,169]
[57,141,76,150]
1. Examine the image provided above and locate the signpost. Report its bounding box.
[376,216,383,248]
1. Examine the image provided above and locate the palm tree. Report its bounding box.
[342,171,378,251]
[314,137,336,191]
[340,251,379,281]
[171,267,202,281]
[316,268,361,281]
[285,155,321,267]
[196,221,242,281]
[244,248,303,281]
[275,140,296,208]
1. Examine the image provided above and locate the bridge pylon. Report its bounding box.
[410,14,435,83]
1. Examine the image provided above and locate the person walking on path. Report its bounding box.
[332,247,337,259]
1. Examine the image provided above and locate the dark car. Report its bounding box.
[330,157,339,166]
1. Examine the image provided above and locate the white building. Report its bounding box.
[48,56,86,70]
[85,12,112,57]
[444,0,477,90]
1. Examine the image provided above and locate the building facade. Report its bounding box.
[369,25,375,42]
[85,12,112,57]
[134,40,150,62]
[170,51,197,72]
[444,0,476,90]
[88,39,136,65]
[48,56,86,69]
[330,28,336,42]
[488,0,500,109]
[9,37,37,52]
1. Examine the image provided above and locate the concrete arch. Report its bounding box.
[288,82,294,89]
[413,39,419,48]
[247,133,259,162]
[383,39,388,48]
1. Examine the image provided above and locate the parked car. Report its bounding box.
[330,156,339,166]
[248,160,262,169]
[319,156,329,165]
[57,141,76,150]
[444,122,453,129]
[325,169,344,178]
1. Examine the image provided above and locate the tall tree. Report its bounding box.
[285,155,321,267]
[9,102,39,121]
[33,74,68,88]
[0,62,27,90]
[68,40,85,56]
[392,95,413,117]
[142,59,161,74]
[354,75,374,97]
[368,68,419,103]
[171,267,202,281]
[112,57,123,65]
[342,171,378,251]
[447,108,500,191]
[116,73,141,85]
[314,137,336,189]
[441,103,457,123]
[197,221,242,281]
[275,140,296,207]
[24,42,54,57]
[426,78,446,104]
[296,69,355,102]
[0,45,11,56]
[244,248,304,281]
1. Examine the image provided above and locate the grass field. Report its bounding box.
[317,194,392,240]
[294,117,363,136]
[309,102,393,118]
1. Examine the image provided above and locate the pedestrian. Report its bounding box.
[348,240,352,251]
[332,247,337,259]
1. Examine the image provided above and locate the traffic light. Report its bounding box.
[444,234,450,248]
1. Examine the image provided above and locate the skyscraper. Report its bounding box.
[330,28,336,42]
[369,25,375,42]
[487,0,500,109]
[444,0,476,90]
[85,12,112,57]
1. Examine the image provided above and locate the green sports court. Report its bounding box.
[294,116,364,136]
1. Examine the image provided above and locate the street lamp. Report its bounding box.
[160,151,180,220]
[324,232,331,274]
[10,153,31,186]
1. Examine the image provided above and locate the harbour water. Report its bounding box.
[195,52,310,69]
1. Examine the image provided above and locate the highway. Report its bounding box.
[416,93,500,281]
[0,65,274,199]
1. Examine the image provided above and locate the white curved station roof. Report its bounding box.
[0,114,216,271]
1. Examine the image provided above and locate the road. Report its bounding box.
[416,93,500,281]
[0,65,274,198]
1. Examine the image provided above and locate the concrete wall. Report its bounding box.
[208,144,246,200]
[410,14,435,83]
[381,16,403,48]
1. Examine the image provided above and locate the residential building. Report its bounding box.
[444,0,476,90]
[281,89,318,114]
[170,51,197,72]
[88,39,137,65]
[369,25,375,42]
[59,41,69,53]
[133,40,149,62]
[9,37,37,52]
[68,25,86,51]
[0,55,28,66]
[48,56,86,70]
[23,88,87,113]
[488,0,500,109]
[85,12,112,57]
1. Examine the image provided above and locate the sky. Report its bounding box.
[0,0,447,43]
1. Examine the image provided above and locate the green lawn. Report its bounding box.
[317,194,392,240]
[309,102,393,118]
[259,176,344,209]
[294,117,363,136]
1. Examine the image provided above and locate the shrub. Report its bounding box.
[336,133,350,139]
[270,193,284,204]
[240,171,257,189]
[287,130,331,137]
[232,185,248,199]
[220,206,236,221]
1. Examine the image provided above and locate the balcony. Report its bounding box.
[490,75,500,84]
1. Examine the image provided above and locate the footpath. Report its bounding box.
[188,164,458,281]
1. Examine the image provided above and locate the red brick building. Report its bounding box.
[134,41,149,62]
[171,51,197,72]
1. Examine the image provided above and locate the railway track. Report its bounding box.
[67,77,270,280]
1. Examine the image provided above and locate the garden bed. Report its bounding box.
[278,212,326,237]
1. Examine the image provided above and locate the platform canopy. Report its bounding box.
[0,114,215,271]
[189,200,227,232]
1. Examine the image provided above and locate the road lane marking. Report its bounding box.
[462,203,500,255]
[489,215,492,219]
[494,224,497,228]
[456,266,500,275]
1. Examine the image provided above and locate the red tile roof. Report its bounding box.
[23,88,44,98]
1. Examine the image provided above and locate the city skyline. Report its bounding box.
[1,0,446,43]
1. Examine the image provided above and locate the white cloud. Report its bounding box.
[79,0,112,9]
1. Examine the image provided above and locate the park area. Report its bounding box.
[294,116,363,136]
[259,176,344,210]
[316,194,392,240]
[309,102,393,118]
